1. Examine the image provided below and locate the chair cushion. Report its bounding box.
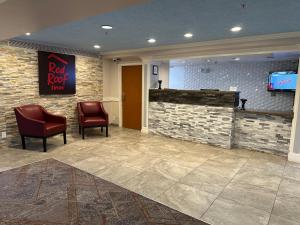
[80,102,101,116]
[45,122,65,136]
[83,116,107,126]
[21,105,45,121]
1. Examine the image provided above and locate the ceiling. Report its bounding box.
[12,0,300,53]
[170,52,300,66]
[0,0,148,40]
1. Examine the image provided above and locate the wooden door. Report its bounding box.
[122,65,142,130]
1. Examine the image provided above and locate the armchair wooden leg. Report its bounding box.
[43,137,47,152]
[21,135,26,149]
[101,127,103,133]
[106,125,108,137]
[82,127,85,139]
[63,131,67,144]
[79,126,81,134]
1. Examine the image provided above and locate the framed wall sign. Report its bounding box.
[153,65,159,75]
[38,51,76,95]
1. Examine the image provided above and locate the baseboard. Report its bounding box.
[141,127,149,134]
[288,152,300,163]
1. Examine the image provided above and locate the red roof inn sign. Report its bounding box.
[38,51,76,95]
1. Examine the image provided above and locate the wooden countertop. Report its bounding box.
[149,89,240,108]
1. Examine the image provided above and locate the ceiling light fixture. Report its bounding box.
[230,26,242,32]
[101,25,113,30]
[233,57,240,61]
[148,38,156,44]
[184,33,193,38]
[25,32,31,36]
[93,45,101,49]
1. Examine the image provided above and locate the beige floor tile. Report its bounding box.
[278,178,300,198]
[179,168,229,195]
[232,168,282,191]
[212,152,249,164]
[286,161,300,169]
[251,152,286,166]
[202,198,270,225]
[173,153,211,168]
[159,183,217,219]
[122,154,162,170]
[148,159,195,181]
[94,164,143,185]
[241,163,285,177]
[272,195,300,223]
[268,214,300,225]
[220,182,277,213]
[122,170,176,199]
[72,156,119,173]
[222,148,255,158]
[284,165,300,181]
[196,159,245,178]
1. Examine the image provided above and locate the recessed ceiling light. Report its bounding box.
[93,45,101,49]
[101,25,113,30]
[25,32,31,36]
[148,38,156,44]
[230,26,242,32]
[233,57,240,61]
[184,33,193,38]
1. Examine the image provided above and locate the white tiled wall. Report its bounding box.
[170,60,298,111]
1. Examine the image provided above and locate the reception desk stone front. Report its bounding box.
[148,89,292,154]
[149,89,239,149]
[233,110,292,154]
[149,102,235,148]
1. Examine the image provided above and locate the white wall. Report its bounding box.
[103,59,120,124]
[169,60,298,111]
[159,62,170,89]
[169,66,184,89]
[150,61,170,89]
[103,58,143,125]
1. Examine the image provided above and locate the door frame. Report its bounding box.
[117,62,143,128]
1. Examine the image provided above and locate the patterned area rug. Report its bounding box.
[0,159,209,225]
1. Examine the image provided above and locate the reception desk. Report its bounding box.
[148,89,292,154]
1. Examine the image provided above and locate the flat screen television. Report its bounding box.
[267,71,298,92]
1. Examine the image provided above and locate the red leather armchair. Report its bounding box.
[77,101,109,139]
[14,105,67,152]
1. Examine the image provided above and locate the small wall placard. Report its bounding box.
[38,51,76,95]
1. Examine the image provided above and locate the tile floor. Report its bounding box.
[0,127,300,225]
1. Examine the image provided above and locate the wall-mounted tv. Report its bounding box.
[267,71,298,92]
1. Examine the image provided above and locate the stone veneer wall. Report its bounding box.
[149,102,292,154]
[233,112,292,154]
[148,102,235,148]
[0,42,103,147]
